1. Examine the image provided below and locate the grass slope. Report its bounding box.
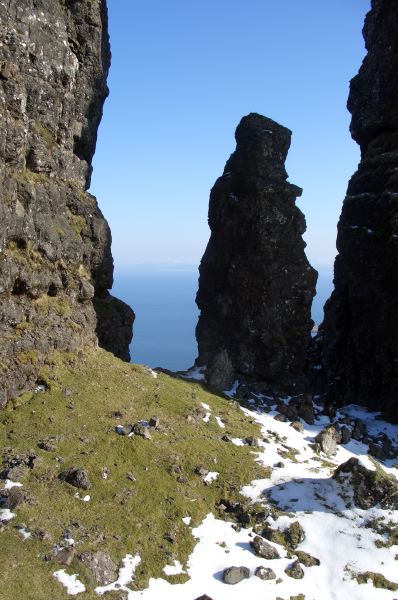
[0,349,264,599]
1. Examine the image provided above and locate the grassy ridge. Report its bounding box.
[0,349,264,598]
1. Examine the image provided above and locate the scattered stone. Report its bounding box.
[221,435,232,443]
[194,466,209,477]
[284,521,305,549]
[255,566,276,580]
[284,560,304,579]
[131,424,152,440]
[297,403,315,425]
[149,416,160,428]
[334,457,398,510]
[295,550,320,567]
[245,436,260,447]
[116,424,133,436]
[315,427,340,456]
[38,438,57,452]
[290,421,304,433]
[340,426,351,445]
[222,566,250,585]
[274,461,285,468]
[59,468,91,490]
[1,487,25,510]
[57,547,75,566]
[126,472,136,482]
[79,551,118,586]
[352,420,367,442]
[177,475,188,484]
[274,413,288,423]
[251,535,280,559]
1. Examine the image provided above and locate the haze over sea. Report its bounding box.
[113,267,333,372]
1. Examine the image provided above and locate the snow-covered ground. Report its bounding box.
[49,395,398,599]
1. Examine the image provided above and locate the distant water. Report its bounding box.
[112,267,333,371]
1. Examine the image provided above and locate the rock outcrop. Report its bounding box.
[0,0,134,407]
[196,113,317,391]
[322,0,398,417]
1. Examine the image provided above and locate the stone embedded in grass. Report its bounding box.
[1,487,25,510]
[149,416,160,428]
[222,566,250,585]
[285,560,304,579]
[250,535,280,559]
[59,467,91,490]
[57,547,75,566]
[255,566,276,580]
[79,551,118,585]
[115,424,133,436]
[131,423,152,440]
[38,438,57,452]
[245,436,260,447]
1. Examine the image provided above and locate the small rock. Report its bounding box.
[245,436,259,447]
[177,475,188,484]
[251,536,280,559]
[116,424,133,436]
[295,550,320,567]
[2,487,25,510]
[340,426,351,445]
[285,560,304,579]
[131,423,152,440]
[274,413,288,423]
[290,421,304,433]
[298,403,315,425]
[195,596,215,600]
[59,467,91,490]
[149,416,160,428]
[194,466,209,477]
[274,461,285,468]
[79,551,118,585]
[352,419,367,441]
[255,566,276,580]
[315,427,339,456]
[221,435,232,443]
[222,566,250,585]
[38,439,57,452]
[57,547,75,566]
[284,521,305,549]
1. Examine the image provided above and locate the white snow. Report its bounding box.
[181,367,205,381]
[53,570,86,595]
[182,516,192,525]
[122,400,398,600]
[203,471,219,484]
[215,416,225,429]
[201,402,211,423]
[224,380,239,398]
[4,480,23,490]
[95,554,141,596]
[0,509,15,522]
[163,561,185,576]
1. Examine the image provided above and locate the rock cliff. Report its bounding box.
[322,0,398,417]
[0,0,134,407]
[196,113,317,391]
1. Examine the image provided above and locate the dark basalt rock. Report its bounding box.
[321,0,398,418]
[0,0,134,407]
[195,113,317,392]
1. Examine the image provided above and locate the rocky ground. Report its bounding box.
[1,352,398,599]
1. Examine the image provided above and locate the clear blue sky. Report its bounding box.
[90,0,370,272]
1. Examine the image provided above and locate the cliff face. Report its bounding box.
[196,113,317,391]
[0,0,134,407]
[322,0,398,416]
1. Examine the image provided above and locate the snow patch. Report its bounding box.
[95,554,141,596]
[53,570,86,595]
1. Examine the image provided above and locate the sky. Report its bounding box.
[90,0,371,273]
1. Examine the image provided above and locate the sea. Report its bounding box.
[112,267,334,372]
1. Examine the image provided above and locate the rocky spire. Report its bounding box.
[0,0,134,407]
[195,113,317,391]
[322,0,398,417]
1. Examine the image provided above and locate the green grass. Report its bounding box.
[0,349,265,598]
